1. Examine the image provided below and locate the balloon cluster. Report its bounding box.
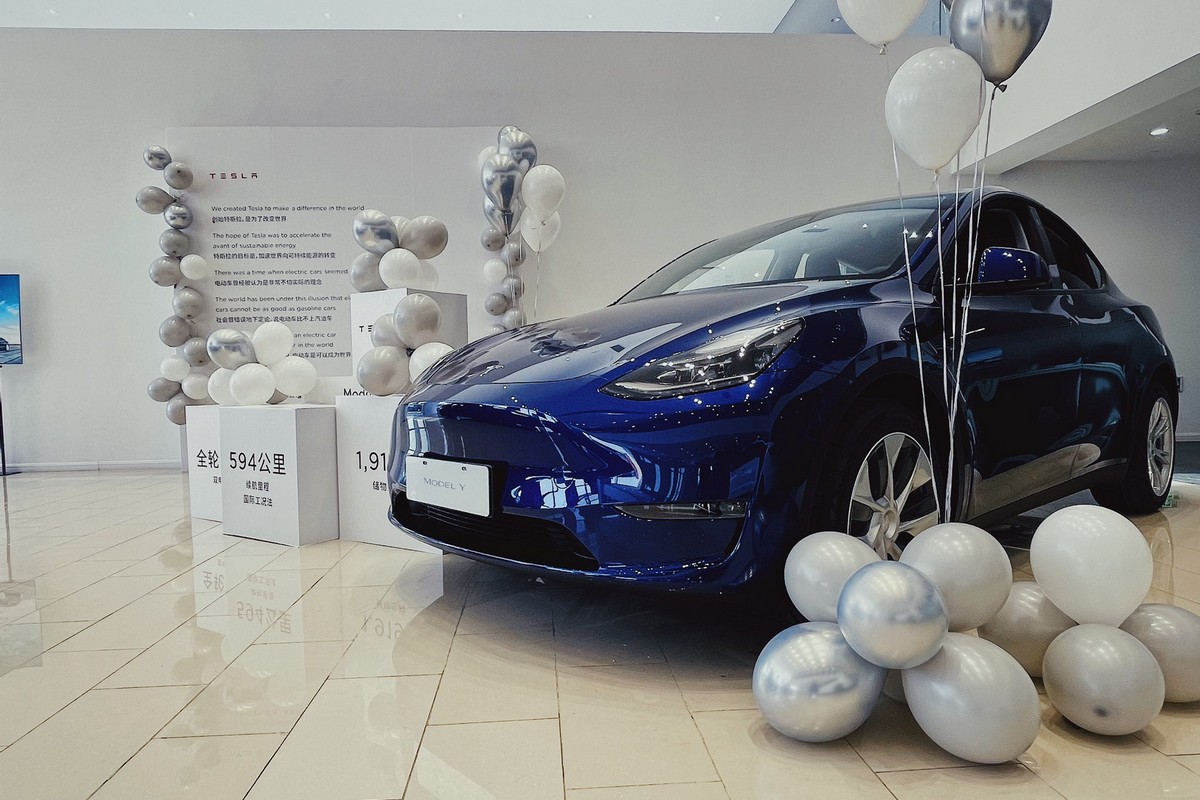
[138,144,216,425]
[349,210,449,293]
[759,523,1041,764]
[203,323,318,405]
[478,126,565,333]
[356,294,454,397]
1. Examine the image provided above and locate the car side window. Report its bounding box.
[1038,211,1103,290]
[951,202,1036,287]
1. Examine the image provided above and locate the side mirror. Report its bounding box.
[974,247,1051,293]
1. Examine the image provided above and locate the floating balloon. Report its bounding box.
[521,210,562,253]
[502,308,527,329]
[950,0,1053,85]
[252,321,293,365]
[899,522,1012,631]
[836,0,926,49]
[399,216,449,260]
[393,293,442,349]
[370,314,403,348]
[353,209,400,255]
[207,369,237,406]
[165,392,194,425]
[481,153,524,213]
[482,292,509,317]
[490,324,507,335]
[230,363,276,405]
[522,165,565,223]
[180,336,210,367]
[181,373,210,401]
[1043,624,1164,736]
[497,127,537,173]
[903,633,1041,764]
[753,622,885,742]
[179,254,211,281]
[886,47,985,172]
[136,186,174,214]
[1030,505,1152,626]
[497,125,520,144]
[159,315,193,347]
[143,145,172,170]
[1120,604,1200,703]
[379,248,422,289]
[502,275,525,301]
[784,532,879,623]
[409,342,454,383]
[356,346,410,396]
[502,240,526,270]
[269,355,317,396]
[149,256,183,287]
[390,216,409,239]
[164,162,193,190]
[484,196,522,237]
[349,252,387,293]
[159,229,191,258]
[163,203,193,230]
[978,582,1075,677]
[172,286,204,319]
[482,258,508,283]
[147,377,182,403]
[837,561,948,669]
[206,328,256,370]
[160,355,191,382]
[477,145,498,173]
[481,228,506,252]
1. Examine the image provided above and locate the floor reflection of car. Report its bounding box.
[387,189,1177,591]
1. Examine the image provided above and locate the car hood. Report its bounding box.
[423,281,845,388]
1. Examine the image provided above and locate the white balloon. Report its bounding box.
[522,164,565,223]
[885,47,985,172]
[899,522,1012,631]
[409,342,455,383]
[269,356,318,397]
[393,293,442,349]
[482,258,508,283]
[179,254,211,281]
[477,145,498,173]
[1030,505,1153,626]
[207,368,237,406]
[160,355,191,382]
[783,532,879,623]
[837,0,926,48]
[181,373,210,401]
[521,211,562,253]
[379,247,422,289]
[229,363,276,405]
[390,216,410,240]
[978,582,1076,677]
[251,321,294,365]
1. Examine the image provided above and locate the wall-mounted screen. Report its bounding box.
[0,275,22,365]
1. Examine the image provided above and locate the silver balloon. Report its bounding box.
[502,275,525,301]
[159,315,193,347]
[498,127,538,173]
[165,392,194,425]
[349,252,387,293]
[172,286,204,319]
[393,293,442,349]
[136,185,174,214]
[370,314,404,348]
[147,377,181,403]
[978,581,1075,677]
[143,145,172,170]
[398,216,449,260]
[353,209,400,255]
[502,240,526,269]
[1043,623,1165,735]
[159,229,191,258]
[149,256,183,287]
[903,633,1041,764]
[481,227,506,252]
[753,622,885,743]
[898,522,1012,631]
[206,328,257,370]
[483,196,519,236]
[497,125,521,144]
[163,203,193,230]
[950,0,1053,85]
[483,292,509,317]
[491,324,507,335]
[268,389,288,405]
[502,308,527,329]
[481,153,524,213]
[180,336,211,367]
[837,561,948,669]
[783,531,879,623]
[164,162,193,190]
[1120,604,1200,703]
[356,346,410,396]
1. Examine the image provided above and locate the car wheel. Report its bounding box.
[1092,384,1175,515]
[813,402,943,560]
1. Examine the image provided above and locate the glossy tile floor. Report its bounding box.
[2,470,1200,799]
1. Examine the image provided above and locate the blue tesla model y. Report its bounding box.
[387,189,1177,592]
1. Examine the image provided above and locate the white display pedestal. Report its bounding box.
[185,405,223,521]
[219,404,339,546]
[335,395,439,552]
[349,288,470,367]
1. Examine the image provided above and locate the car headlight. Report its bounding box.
[601,317,804,400]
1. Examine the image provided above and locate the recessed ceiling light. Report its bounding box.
[586,13,594,19]
[1150,126,1170,137]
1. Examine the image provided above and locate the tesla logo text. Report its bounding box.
[209,171,260,179]
[424,478,466,491]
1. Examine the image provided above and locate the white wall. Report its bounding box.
[1000,157,1200,437]
[0,28,933,468]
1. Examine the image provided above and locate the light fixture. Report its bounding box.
[1150,126,1170,137]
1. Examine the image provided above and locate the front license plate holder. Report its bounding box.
[405,455,493,518]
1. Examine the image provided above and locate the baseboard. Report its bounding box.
[1178,433,1200,443]
[8,460,182,473]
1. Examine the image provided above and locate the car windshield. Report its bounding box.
[619,198,944,303]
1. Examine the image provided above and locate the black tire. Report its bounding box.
[810,400,943,559]
[1092,383,1176,515]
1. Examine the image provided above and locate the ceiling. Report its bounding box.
[1041,85,1200,162]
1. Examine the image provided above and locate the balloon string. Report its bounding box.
[532,244,542,323]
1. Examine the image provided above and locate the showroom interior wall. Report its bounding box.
[0,28,934,469]
[1000,157,1200,438]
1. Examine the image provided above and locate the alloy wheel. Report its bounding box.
[847,432,940,560]
[1147,397,1175,496]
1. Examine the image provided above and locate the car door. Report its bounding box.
[948,198,1084,520]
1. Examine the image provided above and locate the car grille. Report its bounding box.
[392,489,601,572]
